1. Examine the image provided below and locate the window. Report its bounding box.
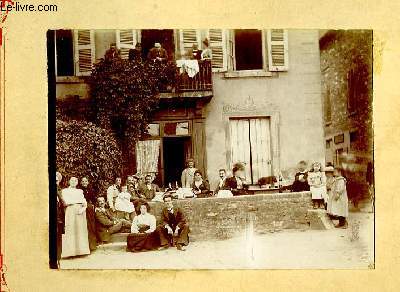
[55,29,95,77]
[326,139,332,149]
[55,30,74,76]
[163,122,190,136]
[334,134,344,144]
[229,118,272,184]
[234,30,263,70]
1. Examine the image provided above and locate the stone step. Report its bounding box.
[307,209,335,230]
[110,232,130,243]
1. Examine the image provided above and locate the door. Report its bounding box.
[163,137,192,188]
[229,117,272,184]
[140,29,175,60]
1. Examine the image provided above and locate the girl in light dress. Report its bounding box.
[114,185,136,220]
[307,162,327,209]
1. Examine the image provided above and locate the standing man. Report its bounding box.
[214,168,227,194]
[80,176,97,251]
[107,177,122,212]
[157,194,190,251]
[138,174,160,201]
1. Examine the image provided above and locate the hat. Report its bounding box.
[154,42,161,48]
[325,166,334,172]
[202,38,209,46]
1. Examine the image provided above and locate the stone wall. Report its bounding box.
[149,191,312,242]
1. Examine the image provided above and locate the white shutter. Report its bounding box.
[74,30,95,76]
[226,29,235,71]
[229,119,251,182]
[267,29,289,71]
[207,29,227,72]
[116,29,137,59]
[179,29,201,57]
[249,118,272,183]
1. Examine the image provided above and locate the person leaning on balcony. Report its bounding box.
[129,43,143,62]
[192,43,202,60]
[201,38,212,60]
[224,163,249,196]
[181,158,197,188]
[191,170,211,198]
[147,42,168,62]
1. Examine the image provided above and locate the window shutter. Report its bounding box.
[226,29,235,71]
[267,29,289,71]
[207,29,227,72]
[116,29,137,59]
[74,30,95,76]
[179,29,201,57]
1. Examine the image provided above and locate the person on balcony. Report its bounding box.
[191,43,202,60]
[191,170,211,198]
[138,174,160,201]
[201,38,212,60]
[224,163,249,196]
[95,197,132,244]
[181,158,197,188]
[157,194,190,251]
[128,43,142,62]
[147,42,168,62]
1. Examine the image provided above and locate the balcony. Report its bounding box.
[159,59,213,102]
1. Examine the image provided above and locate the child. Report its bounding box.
[330,167,349,228]
[325,166,335,213]
[114,185,136,220]
[291,161,310,192]
[307,162,327,209]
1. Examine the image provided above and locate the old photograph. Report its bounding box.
[48,29,374,269]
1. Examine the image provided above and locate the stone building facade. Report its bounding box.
[319,30,373,201]
[53,29,325,189]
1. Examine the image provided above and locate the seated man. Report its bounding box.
[138,174,160,201]
[95,197,131,243]
[214,168,227,194]
[157,194,190,251]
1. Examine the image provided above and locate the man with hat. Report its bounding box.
[147,42,168,61]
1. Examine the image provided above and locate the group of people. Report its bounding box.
[127,38,212,63]
[291,161,349,228]
[55,172,190,266]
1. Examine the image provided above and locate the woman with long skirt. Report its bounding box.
[126,202,160,252]
[60,177,90,258]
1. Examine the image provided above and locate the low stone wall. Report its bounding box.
[149,191,312,241]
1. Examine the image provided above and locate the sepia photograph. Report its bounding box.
[48,28,374,269]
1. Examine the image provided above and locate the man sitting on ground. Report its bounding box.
[157,194,190,251]
[95,197,131,243]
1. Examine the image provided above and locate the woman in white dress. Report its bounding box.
[60,177,90,258]
[126,202,160,252]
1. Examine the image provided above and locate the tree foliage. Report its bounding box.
[89,49,178,143]
[56,119,123,194]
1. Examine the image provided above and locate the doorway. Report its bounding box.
[141,29,175,60]
[163,137,192,188]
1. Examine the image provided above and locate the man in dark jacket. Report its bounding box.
[95,197,131,243]
[157,194,190,251]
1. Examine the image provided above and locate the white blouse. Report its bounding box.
[61,187,86,205]
[131,213,156,233]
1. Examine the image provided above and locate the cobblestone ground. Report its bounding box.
[60,211,374,269]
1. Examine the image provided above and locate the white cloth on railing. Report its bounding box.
[176,59,200,78]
